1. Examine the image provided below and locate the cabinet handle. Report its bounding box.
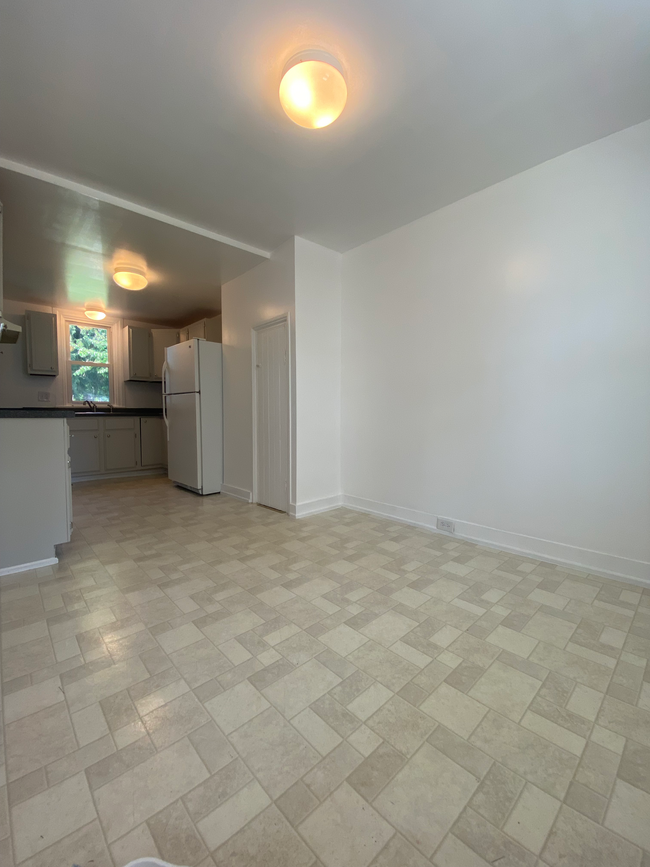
[107,434,111,438]
[94,434,98,439]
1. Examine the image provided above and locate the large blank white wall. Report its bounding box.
[294,237,342,513]
[221,238,296,503]
[342,120,650,582]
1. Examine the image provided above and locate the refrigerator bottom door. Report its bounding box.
[167,392,202,493]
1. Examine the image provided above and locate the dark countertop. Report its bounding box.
[0,408,77,418]
[0,407,164,418]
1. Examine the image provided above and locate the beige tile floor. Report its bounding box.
[1,476,649,867]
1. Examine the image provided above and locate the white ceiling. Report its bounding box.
[1,0,649,256]
[0,169,265,324]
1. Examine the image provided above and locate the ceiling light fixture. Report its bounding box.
[85,309,106,321]
[113,264,148,291]
[279,50,347,129]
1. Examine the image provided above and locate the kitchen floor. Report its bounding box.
[1,478,649,867]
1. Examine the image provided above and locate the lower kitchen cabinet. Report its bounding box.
[68,417,102,474]
[104,417,139,471]
[68,415,166,480]
[141,416,166,467]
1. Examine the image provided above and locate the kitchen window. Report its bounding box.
[67,322,112,404]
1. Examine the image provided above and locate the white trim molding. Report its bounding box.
[0,557,58,578]
[342,494,650,588]
[291,494,343,518]
[222,484,253,503]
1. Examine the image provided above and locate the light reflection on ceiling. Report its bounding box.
[0,169,266,325]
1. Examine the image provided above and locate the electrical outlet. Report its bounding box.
[436,517,455,533]
[37,391,51,402]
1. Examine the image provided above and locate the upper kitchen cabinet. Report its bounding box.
[181,315,221,343]
[25,310,59,375]
[124,325,180,381]
[123,325,152,381]
[151,328,179,380]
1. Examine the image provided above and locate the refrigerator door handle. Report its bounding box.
[162,359,169,395]
[162,360,169,437]
[161,359,170,437]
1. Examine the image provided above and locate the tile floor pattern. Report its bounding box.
[0,478,649,867]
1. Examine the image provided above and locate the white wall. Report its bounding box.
[0,299,165,408]
[221,237,296,503]
[294,237,342,515]
[342,120,650,582]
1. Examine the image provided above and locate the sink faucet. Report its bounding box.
[83,400,97,412]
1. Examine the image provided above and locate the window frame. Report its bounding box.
[62,315,119,406]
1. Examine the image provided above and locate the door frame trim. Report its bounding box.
[251,313,292,513]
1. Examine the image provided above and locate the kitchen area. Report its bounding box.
[0,168,264,576]
[0,311,223,575]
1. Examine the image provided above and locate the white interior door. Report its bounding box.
[254,318,290,512]
[167,392,202,491]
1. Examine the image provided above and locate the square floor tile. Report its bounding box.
[213,804,313,867]
[229,707,320,797]
[262,658,341,719]
[468,660,541,722]
[420,682,488,738]
[11,772,97,862]
[374,742,479,857]
[299,782,393,867]
[205,680,270,734]
[360,611,418,647]
[320,623,369,656]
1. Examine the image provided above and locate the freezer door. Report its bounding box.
[165,339,199,394]
[167,392,202,492]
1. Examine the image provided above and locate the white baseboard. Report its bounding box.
[222,484,253,503]
[291,494,343,518]
[342,494,650,588]
[72,469,166,483]
[0,557,58,578]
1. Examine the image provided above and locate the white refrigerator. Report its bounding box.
[163,338,223,495]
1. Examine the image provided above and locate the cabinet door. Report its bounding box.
[140,417,166,466]
[26,310,59,375]
[151,329,179,380]
[127,327,152,380]
[187,320,206,340]
[68,419,102,474]
[205,315,222,343]
[104,417,139,470]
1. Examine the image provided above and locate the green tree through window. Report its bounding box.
[69,324,110,402]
